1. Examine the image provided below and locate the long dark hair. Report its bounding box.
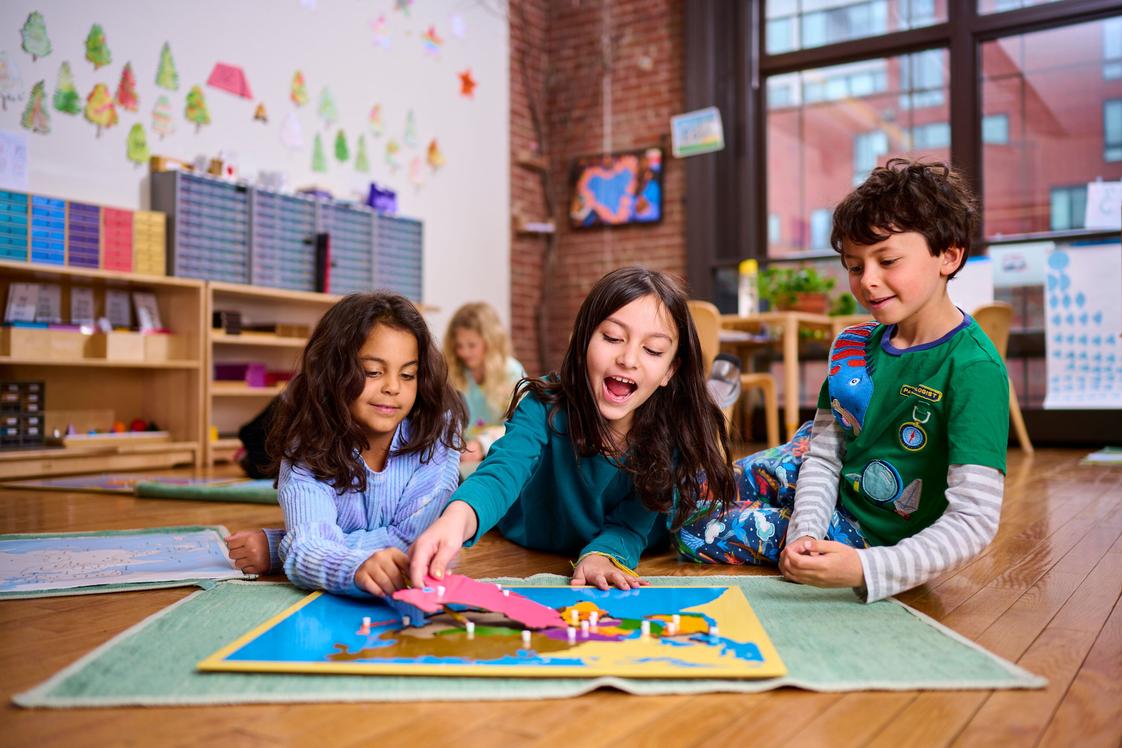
[266,292,465,493]
[512,266,735,528]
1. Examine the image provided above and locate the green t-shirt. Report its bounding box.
[818,315,1009,546]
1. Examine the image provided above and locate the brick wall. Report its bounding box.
[510,0,685,374]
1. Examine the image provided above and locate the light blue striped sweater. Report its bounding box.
[263,418,460,597]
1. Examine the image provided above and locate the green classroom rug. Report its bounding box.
[13,575,1044,707]
[134,479,277,504]
[0,526,249,600]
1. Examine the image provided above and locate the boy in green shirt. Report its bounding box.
[678,158,1010,602]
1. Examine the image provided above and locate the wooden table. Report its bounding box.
[720,312,873,441]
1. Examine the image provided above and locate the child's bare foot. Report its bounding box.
[225,529,270,575]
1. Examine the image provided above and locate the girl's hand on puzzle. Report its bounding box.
[571,554,649,591]
[226,529,270,575]
[409,501,478,585]
[354,547,411,597]
[779,538,864,588]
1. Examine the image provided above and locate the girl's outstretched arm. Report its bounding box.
[276,461,382,596]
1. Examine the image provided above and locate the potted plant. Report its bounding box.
[758,266,836,314]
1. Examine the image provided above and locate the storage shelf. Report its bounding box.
[0,259,202,289]
[210,331,308,348]
[0,356,201,369]
[210,382,286,398]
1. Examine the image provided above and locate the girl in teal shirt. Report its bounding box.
[410,266,735,590]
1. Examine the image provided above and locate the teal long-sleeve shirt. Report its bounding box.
[452,391,667,570]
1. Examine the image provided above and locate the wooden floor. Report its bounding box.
[1,447,1120,747]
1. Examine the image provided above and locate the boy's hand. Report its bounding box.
[225,529,270,575]
[780,538,864,588]
[354,548,410,597]
[408,501,477,585]
[571,554,649,591]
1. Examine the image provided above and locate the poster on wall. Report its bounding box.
[1043,243,1122,410]
[670,106,724,158]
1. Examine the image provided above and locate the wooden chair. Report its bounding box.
[972,302,1034,454]
[687,300,780,448]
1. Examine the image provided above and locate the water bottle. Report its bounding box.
[706,353,742,410]
[737,259,759,317]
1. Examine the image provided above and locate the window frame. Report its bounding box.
[683,0,1122,297]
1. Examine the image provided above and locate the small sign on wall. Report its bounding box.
[670,106,724,158]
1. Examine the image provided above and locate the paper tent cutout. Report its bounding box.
[207,63,252,99]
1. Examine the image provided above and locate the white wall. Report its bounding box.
[0,0,510,336]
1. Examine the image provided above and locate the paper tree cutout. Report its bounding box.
[458,68,476,98]
[280,110,303,149]
[355,135,370,172]
[253,102,267,123]
[126,123,149,165]
[53,61,80,114]
[84,83,117,136]
[290,71,308,106]
[334,130,349,162]
[84,24,111,70]
[317,87,337,125]
[393,574,566,629]
[185,85,210,131]
[207,62,253,99]
[20,81,50,134]
[152,94,174,139]
[369,103,383,135]
[115,62,139,111]
[312,132,327,173]
[371,15,390,48]
[385,139,400,171]
[421,26,443,55]
[409,156,424,187]
[0,52,25,111]
[156,42,178,91]
[21,12,52,62]
[426,138,444,170]
[403,109,416,147]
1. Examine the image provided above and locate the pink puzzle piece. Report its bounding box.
[392,574,565,630]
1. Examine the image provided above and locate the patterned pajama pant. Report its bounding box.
[676,421,868,565]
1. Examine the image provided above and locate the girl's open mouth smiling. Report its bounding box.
[603,375,638,403]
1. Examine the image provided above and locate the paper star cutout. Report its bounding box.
[458,68,477,98]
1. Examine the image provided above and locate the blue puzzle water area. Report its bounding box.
[204,585,785,679]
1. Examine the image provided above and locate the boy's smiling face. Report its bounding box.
[842,230,964,334]
[585,294,679,442]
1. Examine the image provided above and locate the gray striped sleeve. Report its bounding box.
[786,409,845,544]
[856,464,1004,602]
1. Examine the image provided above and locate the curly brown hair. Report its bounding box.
[266,293,465,493]
[830,158,978,279]
[511,266,735,529]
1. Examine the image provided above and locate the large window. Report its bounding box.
[981,17,1122,238]
[766,50,949,257]
[766,0,944,55]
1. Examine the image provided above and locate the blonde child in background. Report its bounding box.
[411,266,737,590]
[225,292,465,597]
[443,302,525,464]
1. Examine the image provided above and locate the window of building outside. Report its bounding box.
[1106,99,1122,162]
[981,16,1122,239]
[766,49,949,258]
[766,0,943,55]
[982,113,1009,145]
[978,0,1064,15]
[810,208,833,250]
[1105,18,1122,80]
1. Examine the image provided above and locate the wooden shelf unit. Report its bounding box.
[205,281,339,465]
[0,260,206,478]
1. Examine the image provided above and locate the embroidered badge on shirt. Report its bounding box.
[899,405,930,451]
[899,384,943,402]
